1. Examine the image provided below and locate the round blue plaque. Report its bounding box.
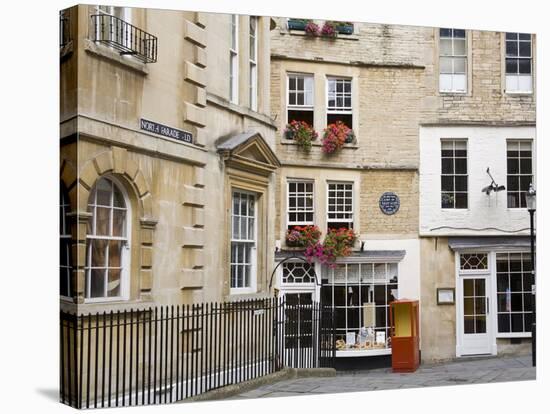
[379,192,400,215]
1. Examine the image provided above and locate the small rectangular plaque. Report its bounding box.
[437,288,455,305]
[140,118,193,144]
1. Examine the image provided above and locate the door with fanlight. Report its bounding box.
[456,253,495,356]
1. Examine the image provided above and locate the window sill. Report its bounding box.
[84,38,149,75]
[496,332,532,339]
[284,29,359,41]
[61,298,156,315]
[280,139,359,150]
[439,91,469,96]
[504,91,534,96]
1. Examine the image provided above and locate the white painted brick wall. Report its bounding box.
[419,126,536,236]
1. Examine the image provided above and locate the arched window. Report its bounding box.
[60,183,73,299]
[85,176,130,301]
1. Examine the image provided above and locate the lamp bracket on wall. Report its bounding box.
[481,167,506,195]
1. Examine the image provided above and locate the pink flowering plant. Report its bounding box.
[304,227,357,265]
[284,120,318,151]
[285,225,322,247]
[321,21,337,38]
[304,21,320,36]
[322,121,353,154]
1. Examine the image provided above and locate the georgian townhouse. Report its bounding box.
[60,5,280,313]
[418,29,536,360]
[270,19,424,368]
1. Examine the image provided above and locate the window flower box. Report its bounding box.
[304,227,358,265]
[285,225,322,248]
[287,18,310,31]
[284,120,318,151]
[322,121,354,154]
[335,22,354,35]
[321,21,337,38]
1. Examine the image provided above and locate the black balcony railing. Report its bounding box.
[90,14,158,63]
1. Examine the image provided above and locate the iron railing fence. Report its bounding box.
[60,298,335,409]
[90,14,157,63]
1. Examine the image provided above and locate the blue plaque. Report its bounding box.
[379,192,400,215]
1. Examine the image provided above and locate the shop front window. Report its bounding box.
[496,252,533,334]
[321,262,398,352]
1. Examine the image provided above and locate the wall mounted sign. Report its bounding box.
[437,288,455,305]
[379,192,400,215]
[140,118,193,144]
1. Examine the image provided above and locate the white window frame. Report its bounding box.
[60,185,73,301]
[287,179,315,228]
[505,33,533,94]
[230,189,258,294]
[322,260,399,356]
[229,14,239,104]
[326,181,354,228]
[506,139,533,209]
[249,16,258,111]
[326,77,352,114]
[495,252,534,337]
[439,28,467,93]
[84,175,131,303]
[441,139,468,209]
[286,73,314,121]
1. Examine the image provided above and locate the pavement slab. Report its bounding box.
[232,355,535,400]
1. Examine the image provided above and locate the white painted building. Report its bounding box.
[419,125,536,358]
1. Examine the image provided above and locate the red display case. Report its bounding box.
[389,299,420,372]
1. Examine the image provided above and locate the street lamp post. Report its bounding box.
[525,183,536,367]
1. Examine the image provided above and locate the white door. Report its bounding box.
[457,274,494,355]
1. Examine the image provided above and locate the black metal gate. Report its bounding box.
[279,296,335,369]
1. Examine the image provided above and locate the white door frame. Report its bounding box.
[455,251,497,357]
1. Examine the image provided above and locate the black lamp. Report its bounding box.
[525,183,536,367]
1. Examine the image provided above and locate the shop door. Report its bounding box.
[283,292,315,367]
[458,275,493,355]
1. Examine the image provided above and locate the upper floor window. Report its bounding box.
[441,139,468,209]
[60,184,73,299]
[327,78,352,129]
[505,33,532,93]
[85,176,130,301]
[287,74,314,126]
[327,182,353,230]
[249,16,258,111]
[231,190,257,292]
[439,28,467,93]
[229,14,239,104]
[507,140,533,208]
[287,180,314,228]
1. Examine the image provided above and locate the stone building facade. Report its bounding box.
[60,5,280,314]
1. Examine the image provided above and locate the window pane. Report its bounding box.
[107,269,121,297]
[453,39,466,55]
[453,29,465,38]
[440,28,451,37]
[90,269,106,298]
[440,57,452,73]
[519,41,531,57]
[507,158,519,174]
[506,41,518,56]
[454,57,466,73]
[518,59,531,74]
[498,314,511,332]
[455,193,468,208]
[440,39,452,56]
[441,158,454,174]
[506,59,518,74]
[455,175,468,191]
[91,239,108,267]
[112,209,126,237]
[441,176,454,191]
[439,74,452,91]
[506,32,518,40]
[452,74,466,91]
[95,207,110,236]
[108,240,122,267]
[518,33,531,41]
[455,157,467,174]
[96,179,112,206]
[518,75,532,91]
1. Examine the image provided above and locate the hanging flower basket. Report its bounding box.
[303,227,357,265]
[284,120,318,151]
[285,225,322,248]
[322,121,354,154]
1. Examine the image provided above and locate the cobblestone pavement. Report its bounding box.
[231,355,535,400]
